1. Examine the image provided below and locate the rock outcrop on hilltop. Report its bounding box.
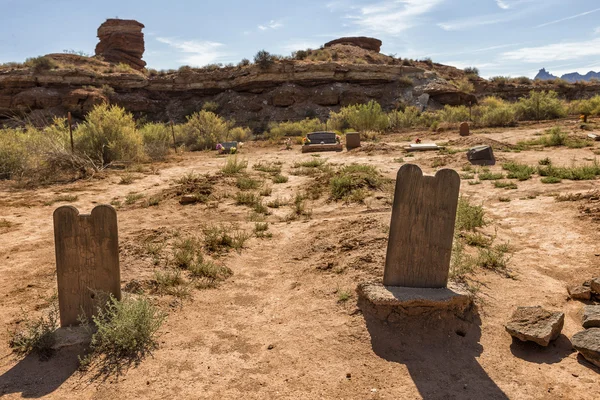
[535,67,600,83]
[95,19,146,70]
[534,68,558,81]
[324,37,382,53]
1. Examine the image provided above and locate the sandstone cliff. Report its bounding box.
[95,19,146,70]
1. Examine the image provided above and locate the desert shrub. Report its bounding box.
[180,110,229,150]
[254,50,275,69]
[456,79,475,94]
[221,156,248,175]
[236,176,261,190]
[202,101,220,113]
[479,171,504,180]
[203,224,251,252]
[494,181,518,189]
[116,63,134,73]
[228,126,252,142]
[329,164,382,202]
[85,295,165,373]
[238,58,250,67]
[439,105,470,123]
[514,76,532,85]
[464,67,479,76]
[293,50,309,60]
[490,76,509,86]
[9,304,59,360]
[538,161,600,181]
[569,95,600,116]
[388,106,424,129]
[513,90,567,121]
[328,101,389,132]
[476,103,516,127]
[253,161,282,174]
[455,197,485,232]
[272,174,288,183]
[75,104,144,165]
[265,119,323,141]
[24,55,57,72]
[0,128,30,179]
[140,123,171,160]
[502,162,536,180]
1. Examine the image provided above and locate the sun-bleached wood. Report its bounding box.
[53,205,121,327]
[384,164,460,288]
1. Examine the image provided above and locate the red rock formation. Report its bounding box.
[95,19,146,70]
[324,37,382,53]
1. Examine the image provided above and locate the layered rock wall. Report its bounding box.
[95,19,146,70]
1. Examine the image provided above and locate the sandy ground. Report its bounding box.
[0,121,599,399]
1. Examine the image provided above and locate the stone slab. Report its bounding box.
[51,326,92,350]
[384,164,460,288]
[569,285,592,301]
[301,143,343,153]
[572,328,600,368]
[505,306,564,347]
[307,131,337,144]
[583,305,600,329]
[54,205,121,327]
[405,143,441,152]
[467,145,495,166]
[591,277,600,295]
[346,132,361,150]
[357,282,472,312]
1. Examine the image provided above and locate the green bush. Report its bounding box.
[265,118,324,141]
[513,90,567,121]
[9,304,59,360]
[455,197,485,231]
[87,295,165,372]
[140,123,172,160]
[254,50,275,69]
[0,129,29,179]
[75,104,144,165]
[24,56,57,72]
[330,164,382,202]
[328,101,389,132]
[228,126,252,142]
[464,67,479,76]
[180,110,230,150]
[439,105,470,123]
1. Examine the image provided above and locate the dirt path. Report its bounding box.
[1,125,599,399]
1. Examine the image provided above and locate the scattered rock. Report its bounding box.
[568,285,592,301]
[571,328,600,368]
[267,344,275,350]
[324,37,382,52]
[95,19,146,70]
[459,122,470,137]
[179,195,199,205]
[467,145,495,166]
[591,277,600,295]
[583,305,600,329]
[505,306,564,346]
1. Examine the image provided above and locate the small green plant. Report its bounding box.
[479,171,504,180]
[541,176,562,184]
[494,181,518,189]
[187,256,232,287]
[253,161,282,174]
[119,174,135,185]
[330,164,382,202]
[502,162,536,181]
[499,197,511,202]
[84,295,166,374]
[44,194,78,206]
[538,157,552,166]
[267,197,287,208]
[203,224,251,252]
[153,269,189,297]
[9,303,59,360]
[455,197,485,232]
[286,192,311,220]
[236,176,261,190]
[463,232,491,248]
[475,242,512,274]
[337,287,351,303]
[125,193,144,205]
[259,185,273,197]
[236,192,259,206]
[145,196,161,207]
[254,222,272,238]
[272,174,289,184]
[222,156,248,175]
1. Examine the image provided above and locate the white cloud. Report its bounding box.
[345,0,444,36]
[156,37,230,66]
[535,7,600,28]
[496,0,509,9]
[258,20,283,31]
[439,10,524,31]
[502,38,600,63]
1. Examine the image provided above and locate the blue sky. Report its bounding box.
[1,0,600,78]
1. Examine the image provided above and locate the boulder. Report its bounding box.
[505,306,564,346]
[583,305,600,329]
[95,19,146,70]
[324,37,382,52]
[571,328,600,368]
[568,285,592,301]
[591,277,600,295]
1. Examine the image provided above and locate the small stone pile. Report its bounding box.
[570,277,600,367]
[505,306,564,347]
[95,19,146,70]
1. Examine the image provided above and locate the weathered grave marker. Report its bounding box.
[346,132,361,150]
[467,145,495,166]
[384,164,460,288]
[459,122,470,137]
[54,205,121,327]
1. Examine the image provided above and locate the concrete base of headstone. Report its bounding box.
[51,326,92,351]
[301,143,343,153]
[357,282,474,325]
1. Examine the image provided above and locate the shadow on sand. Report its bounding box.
[362,306,509,400]
[509,334,575,364]
[0,344,83,398]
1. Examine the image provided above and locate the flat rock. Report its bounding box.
[583,305,600,328]
[51,326,91,350]
[179,195,199,205]
[591,277,600,295]
[569,285,592,301]
[505,306,564,346]
[572,328,600,368]
[357,282,472,313]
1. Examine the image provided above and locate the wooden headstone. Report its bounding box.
[346,132,361,150]
[384,164,460,288]
[459,122,470,137]
[53,205,121,327]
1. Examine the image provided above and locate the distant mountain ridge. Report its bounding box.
[535,68,600,83]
